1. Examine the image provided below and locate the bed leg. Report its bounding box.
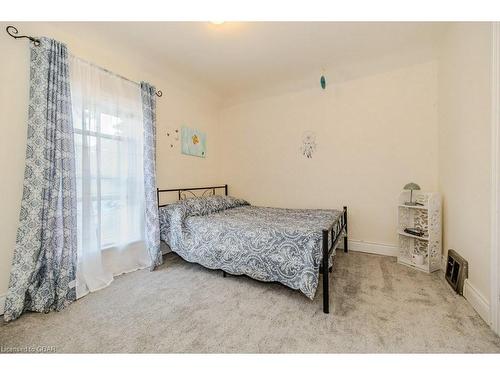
[329,227,334,273]
[223,271,227,278]
[322,229,329,314]
[343,206,348,253]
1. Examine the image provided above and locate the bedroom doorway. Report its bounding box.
[491,21,500,336]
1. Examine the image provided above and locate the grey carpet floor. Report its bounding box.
[1,251,500,353]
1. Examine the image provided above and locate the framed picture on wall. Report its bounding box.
[181,126,207,158]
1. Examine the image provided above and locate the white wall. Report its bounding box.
[438,23,492,315]
[219,61,439,247]
[0,22,222,298]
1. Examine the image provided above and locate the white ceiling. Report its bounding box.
[53,22,445,100]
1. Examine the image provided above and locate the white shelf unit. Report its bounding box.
[397,191,442,273]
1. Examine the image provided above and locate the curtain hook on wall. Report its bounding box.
[6,25,41,46]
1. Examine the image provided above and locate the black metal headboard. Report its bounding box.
[157,184,228,208]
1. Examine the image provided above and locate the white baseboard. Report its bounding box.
[464,279,491,325]
[338,239,398,257]
[0,293,5,316]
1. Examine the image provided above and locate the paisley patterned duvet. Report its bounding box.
[159,196,342,299]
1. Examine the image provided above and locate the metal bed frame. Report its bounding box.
[156,184,348,314]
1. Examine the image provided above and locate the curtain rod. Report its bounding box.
[5,25,163,98]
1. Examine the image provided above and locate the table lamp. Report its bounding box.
[404,182,421,206]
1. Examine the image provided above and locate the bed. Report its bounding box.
[157,185,348,313]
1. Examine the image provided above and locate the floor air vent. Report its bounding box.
[445,249,468,295]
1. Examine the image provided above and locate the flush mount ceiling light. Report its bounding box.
[210,21,225,25]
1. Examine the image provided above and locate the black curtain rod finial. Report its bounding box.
[156,90,163,97]
[6,25,40,46]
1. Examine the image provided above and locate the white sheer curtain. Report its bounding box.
[70,56,151,298]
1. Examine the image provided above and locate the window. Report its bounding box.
[70,56,150,297]
[74,111,141,249]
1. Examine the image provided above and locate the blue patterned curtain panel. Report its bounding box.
[141,82,162,270]
[4,38,78,321]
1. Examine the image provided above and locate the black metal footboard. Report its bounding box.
[322,206,348,314]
